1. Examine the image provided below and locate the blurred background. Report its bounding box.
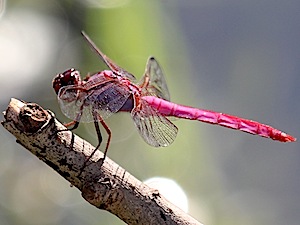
[0,0,299,224]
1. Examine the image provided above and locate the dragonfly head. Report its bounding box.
[52,68,81,95]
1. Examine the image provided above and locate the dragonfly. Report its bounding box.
[53,31,296,160]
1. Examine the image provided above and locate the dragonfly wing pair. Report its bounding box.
[132,57,178,147]
[81,32,179,147]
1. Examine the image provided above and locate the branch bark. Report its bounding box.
[1,98,203,225]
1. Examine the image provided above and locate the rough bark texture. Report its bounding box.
[1,98,203,225]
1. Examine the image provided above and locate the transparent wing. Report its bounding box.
[58,81,131,122]
[139,57,170,101]
[81,31,136,81]
[131,100,178,147]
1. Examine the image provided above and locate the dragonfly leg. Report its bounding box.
[99,119,111,159]
[84,118,111,163]
[78,120,103,176]
[56,110,82,135]
[78,116,111,177]
[54,120,80,137]
[64,120,80,131]
[88,120,103,160]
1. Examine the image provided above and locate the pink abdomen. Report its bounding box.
[143,96,296,142]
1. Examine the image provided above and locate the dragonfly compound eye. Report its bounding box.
[52,68,81,94]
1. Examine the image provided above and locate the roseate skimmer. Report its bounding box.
[53,31,296,159]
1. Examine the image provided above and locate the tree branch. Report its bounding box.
[1,98,203,225]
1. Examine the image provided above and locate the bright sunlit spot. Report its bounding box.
[144,177,189,213]
[0,7,67,98]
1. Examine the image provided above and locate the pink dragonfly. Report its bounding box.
[53,31,296,159]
